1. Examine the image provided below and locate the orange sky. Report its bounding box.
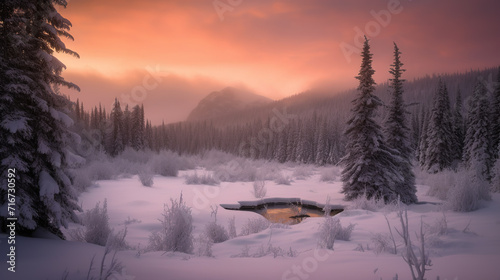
[57,0,500,124]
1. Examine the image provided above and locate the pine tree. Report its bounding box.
[131,104,144,150]
[315,119,328,166]
[490,67,500,162]
[109,98,124,156]
[0,0,81,237]
[123,104,131,147]
[452,89,465,165]
[383,43,417,203]
[340,37,403,203]
[463,82,491,179]
[424,79,454,173]
[418,110,429,167]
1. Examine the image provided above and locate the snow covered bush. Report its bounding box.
[227,216,237,239]
[319,167,338,182]
[423,169,456,200]
[255,161,282,180]
[185,172,220,185]
[274,172,292,185]
[148,193,194,253]
[318,217,337,250]
[138,169,154,187]
[491,158,500,193]
[70,200,111,246]
[292,165,313,180]
[348,195,386,212]
[87,160,117,180]
[69,168,93,192]
[195,233,214,257]
[212,159,257,182]
[151,152,179,177]
[252,180,267,198]
[240,217,270,236]
[446,166,491,212]
[120,147,151,164]
[204,222,229,243]
[318,217,355,250]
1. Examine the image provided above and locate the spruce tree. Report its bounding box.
[340,37,403,203]
[109,98,124,156]
[490,67,500,162]
[131,104,145,150]
[452,89,465,165]
[383,43,417,203]
[463,82,491,179]
[424,79,454,172]
[0,0,81,237]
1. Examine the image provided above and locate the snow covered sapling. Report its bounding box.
[148,193,194,253]
[252,180,267,198]
[318,217,355,250]
[138,168,154,187]
[274,172,292,185]
[204,205,229,243]
[185,172,220,185]
[446,162,491,212]
[227,216,237,239]
[70,200,111,246]
[240,217,270,236]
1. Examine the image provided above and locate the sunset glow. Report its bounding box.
[58,0,500,123]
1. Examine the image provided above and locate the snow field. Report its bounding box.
[1,167,500,280]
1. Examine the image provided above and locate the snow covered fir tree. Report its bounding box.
[0,0,81,237]
[383,43,417,204]
[340,37,413,204]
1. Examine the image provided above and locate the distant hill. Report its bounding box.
[186,87,272,121]
[157,66,499,165]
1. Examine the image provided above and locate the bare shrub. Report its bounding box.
[252,180,267,198]
[395,209,432,280]
[371,233,394,255]
[185,172,220,185]
[148,193,194,253]
[240,217,270,236]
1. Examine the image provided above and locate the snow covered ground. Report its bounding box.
[2,167,500,280]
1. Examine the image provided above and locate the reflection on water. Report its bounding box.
[249,205,342,225]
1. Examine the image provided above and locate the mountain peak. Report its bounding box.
[187,87,272,121]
